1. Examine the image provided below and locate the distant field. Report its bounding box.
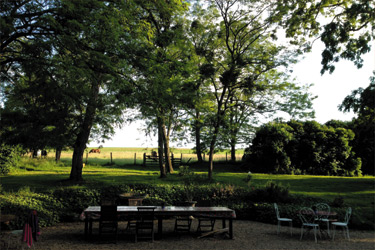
[49,147,245,165]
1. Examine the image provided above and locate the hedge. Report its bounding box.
[0,183,372,230]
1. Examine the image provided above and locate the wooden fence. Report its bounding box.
[54,150,243,165]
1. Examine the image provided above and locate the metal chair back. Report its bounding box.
[299,207,316,224]
[344,207,352,225]
[315,203,330,219]
[274,203,280,220]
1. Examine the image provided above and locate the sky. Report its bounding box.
[89,41,375,148]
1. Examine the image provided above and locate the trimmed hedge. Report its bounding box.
[0,183,372,230]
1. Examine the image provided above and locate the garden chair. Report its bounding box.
[135,206,156,242]
[99,205,118,243]
[174,216,193,233]
[125,198,143,231]
[314,203,333,236]
[332,207,352,241]
[196,200,216,234]
[274,203,293,236]
[298,207,321,243]
[174,201,195,234]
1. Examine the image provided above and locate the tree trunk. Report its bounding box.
[208,124,220,180]
[69,81,100,182]
[162,119,174,173]
[55,148,62,162]
[157,117,167,178]
[230,127,238,162]
[194,110,203,163]
[230,142,236,162]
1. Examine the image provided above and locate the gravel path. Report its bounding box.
[2,219,374,250]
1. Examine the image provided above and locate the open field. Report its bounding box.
[46,147,245,165]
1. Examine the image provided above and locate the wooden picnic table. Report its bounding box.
[83,206,236,240]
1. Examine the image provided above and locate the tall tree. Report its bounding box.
[273,0,375,74]
[129,0,191,177]
[195,0,300,179]
[339,74,375,175]
[213,71,315,161]
[1,0,145,181]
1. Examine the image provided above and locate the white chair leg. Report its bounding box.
[332,225,336,240]
[300,226,303,240]
[313,227,317,243]
[326,221,330,236]
[318,225,321,239]
[346,226,350,240]
[277,221,280,234]
[289,221,293,236]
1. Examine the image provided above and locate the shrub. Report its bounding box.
[0,144,22,175]
[53,187,100,221]
[0,184,372,231]
[0,187,62,229]
[331,196,345,208]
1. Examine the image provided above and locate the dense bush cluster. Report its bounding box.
[243,121,362,176]
[1,182,372,230]
[0,144,22,175]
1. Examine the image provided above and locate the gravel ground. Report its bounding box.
[2,219,374,250]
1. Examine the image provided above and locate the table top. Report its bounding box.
[299,210,337,216]
[84,206,236,218]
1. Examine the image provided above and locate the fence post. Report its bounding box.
[110,152,113,164]
[85,153,88,164]
[226,152,228,162]
[203,153,205,161]
[134,153,137,165]
[143,153,146,166]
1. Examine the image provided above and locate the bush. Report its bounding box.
[53,187,100,221]
[0,184,372,230]
[0,187,62,229]
[0,144,22,175]
[331,196,345,208]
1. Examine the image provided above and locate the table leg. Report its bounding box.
[89,218,93,238]
[222,219,226,228]
[229,219,233,239]
[157,218,163,240]
[84,218,88,239]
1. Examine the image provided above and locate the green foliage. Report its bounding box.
[52,187,100,221]
[0,181,373,230]
[331,196,345,208]
[0,144,22,175]
[245,120,362,176]
[0,187,62,228]
[339,78,375,175]
[273,0,374,74]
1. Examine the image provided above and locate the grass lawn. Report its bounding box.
[1,148,374,229]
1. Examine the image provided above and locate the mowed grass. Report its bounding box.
[2,147,374,209]
[2,147,374,226]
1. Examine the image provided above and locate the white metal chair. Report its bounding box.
[332,207,351,241]
[274,203,292,236]
[314,203,332,236]
[298,207,321,243]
